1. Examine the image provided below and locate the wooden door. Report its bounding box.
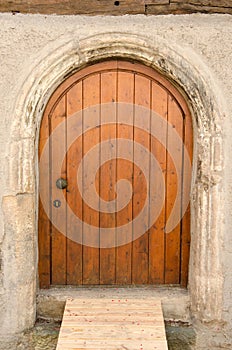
[39,60,192,288]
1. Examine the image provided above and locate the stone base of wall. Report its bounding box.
[36,286,191,323]
[194,322,232,350]
[0,337,18,350]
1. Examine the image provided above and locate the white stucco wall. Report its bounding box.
[0,12,232,349]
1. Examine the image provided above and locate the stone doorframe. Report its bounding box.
[3,32,225,335]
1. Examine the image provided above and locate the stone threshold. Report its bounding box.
[37,285,191,324]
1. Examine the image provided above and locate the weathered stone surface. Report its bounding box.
[8,139,35,194]
[1,195,36,334]
[37,287,191,322]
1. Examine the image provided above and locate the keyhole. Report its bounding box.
[114,1,120,6]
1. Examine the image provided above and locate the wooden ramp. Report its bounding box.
[56,298,168,350]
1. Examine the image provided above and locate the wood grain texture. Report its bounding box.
[51,96,67,285]
[38,108,50,288]
[165,95,183,284]
[0,0,145,14]
[172,0,232,6]
[82,74,101,285]
[1,0,231,14]
[66,82,83,285]
[147,2,232,14]
[144,0,169,4]
[149,83,168,284]
[99,71,117,284]
[56,298,168,350]
[132,74,150,284]
[39,60,192,287]
[180,109,193,287]
[116,70,134,284]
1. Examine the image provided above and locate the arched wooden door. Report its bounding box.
[39,60,192,288]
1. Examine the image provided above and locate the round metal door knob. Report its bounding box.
[56,178,68,189]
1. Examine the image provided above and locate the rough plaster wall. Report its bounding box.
[0,12,232,347]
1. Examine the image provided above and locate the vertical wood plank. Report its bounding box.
[39,111,51,288]
[66,82,83,284]
[99,71,117,284]
[149,83,168,284]
[51,96,67,285]
[132,74,151,284]
[181,112,193,286]
[165,95,183,284]
[82,74,100,285]
[116,71,134,284]
[39,60,192,287]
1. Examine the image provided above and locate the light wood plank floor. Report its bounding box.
[56,298,168,350]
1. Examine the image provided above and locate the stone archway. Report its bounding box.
[3,32,225,335]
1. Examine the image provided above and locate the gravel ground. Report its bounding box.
[17,319,195,350]
[17,320,60,350]
[166,322,196,350]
